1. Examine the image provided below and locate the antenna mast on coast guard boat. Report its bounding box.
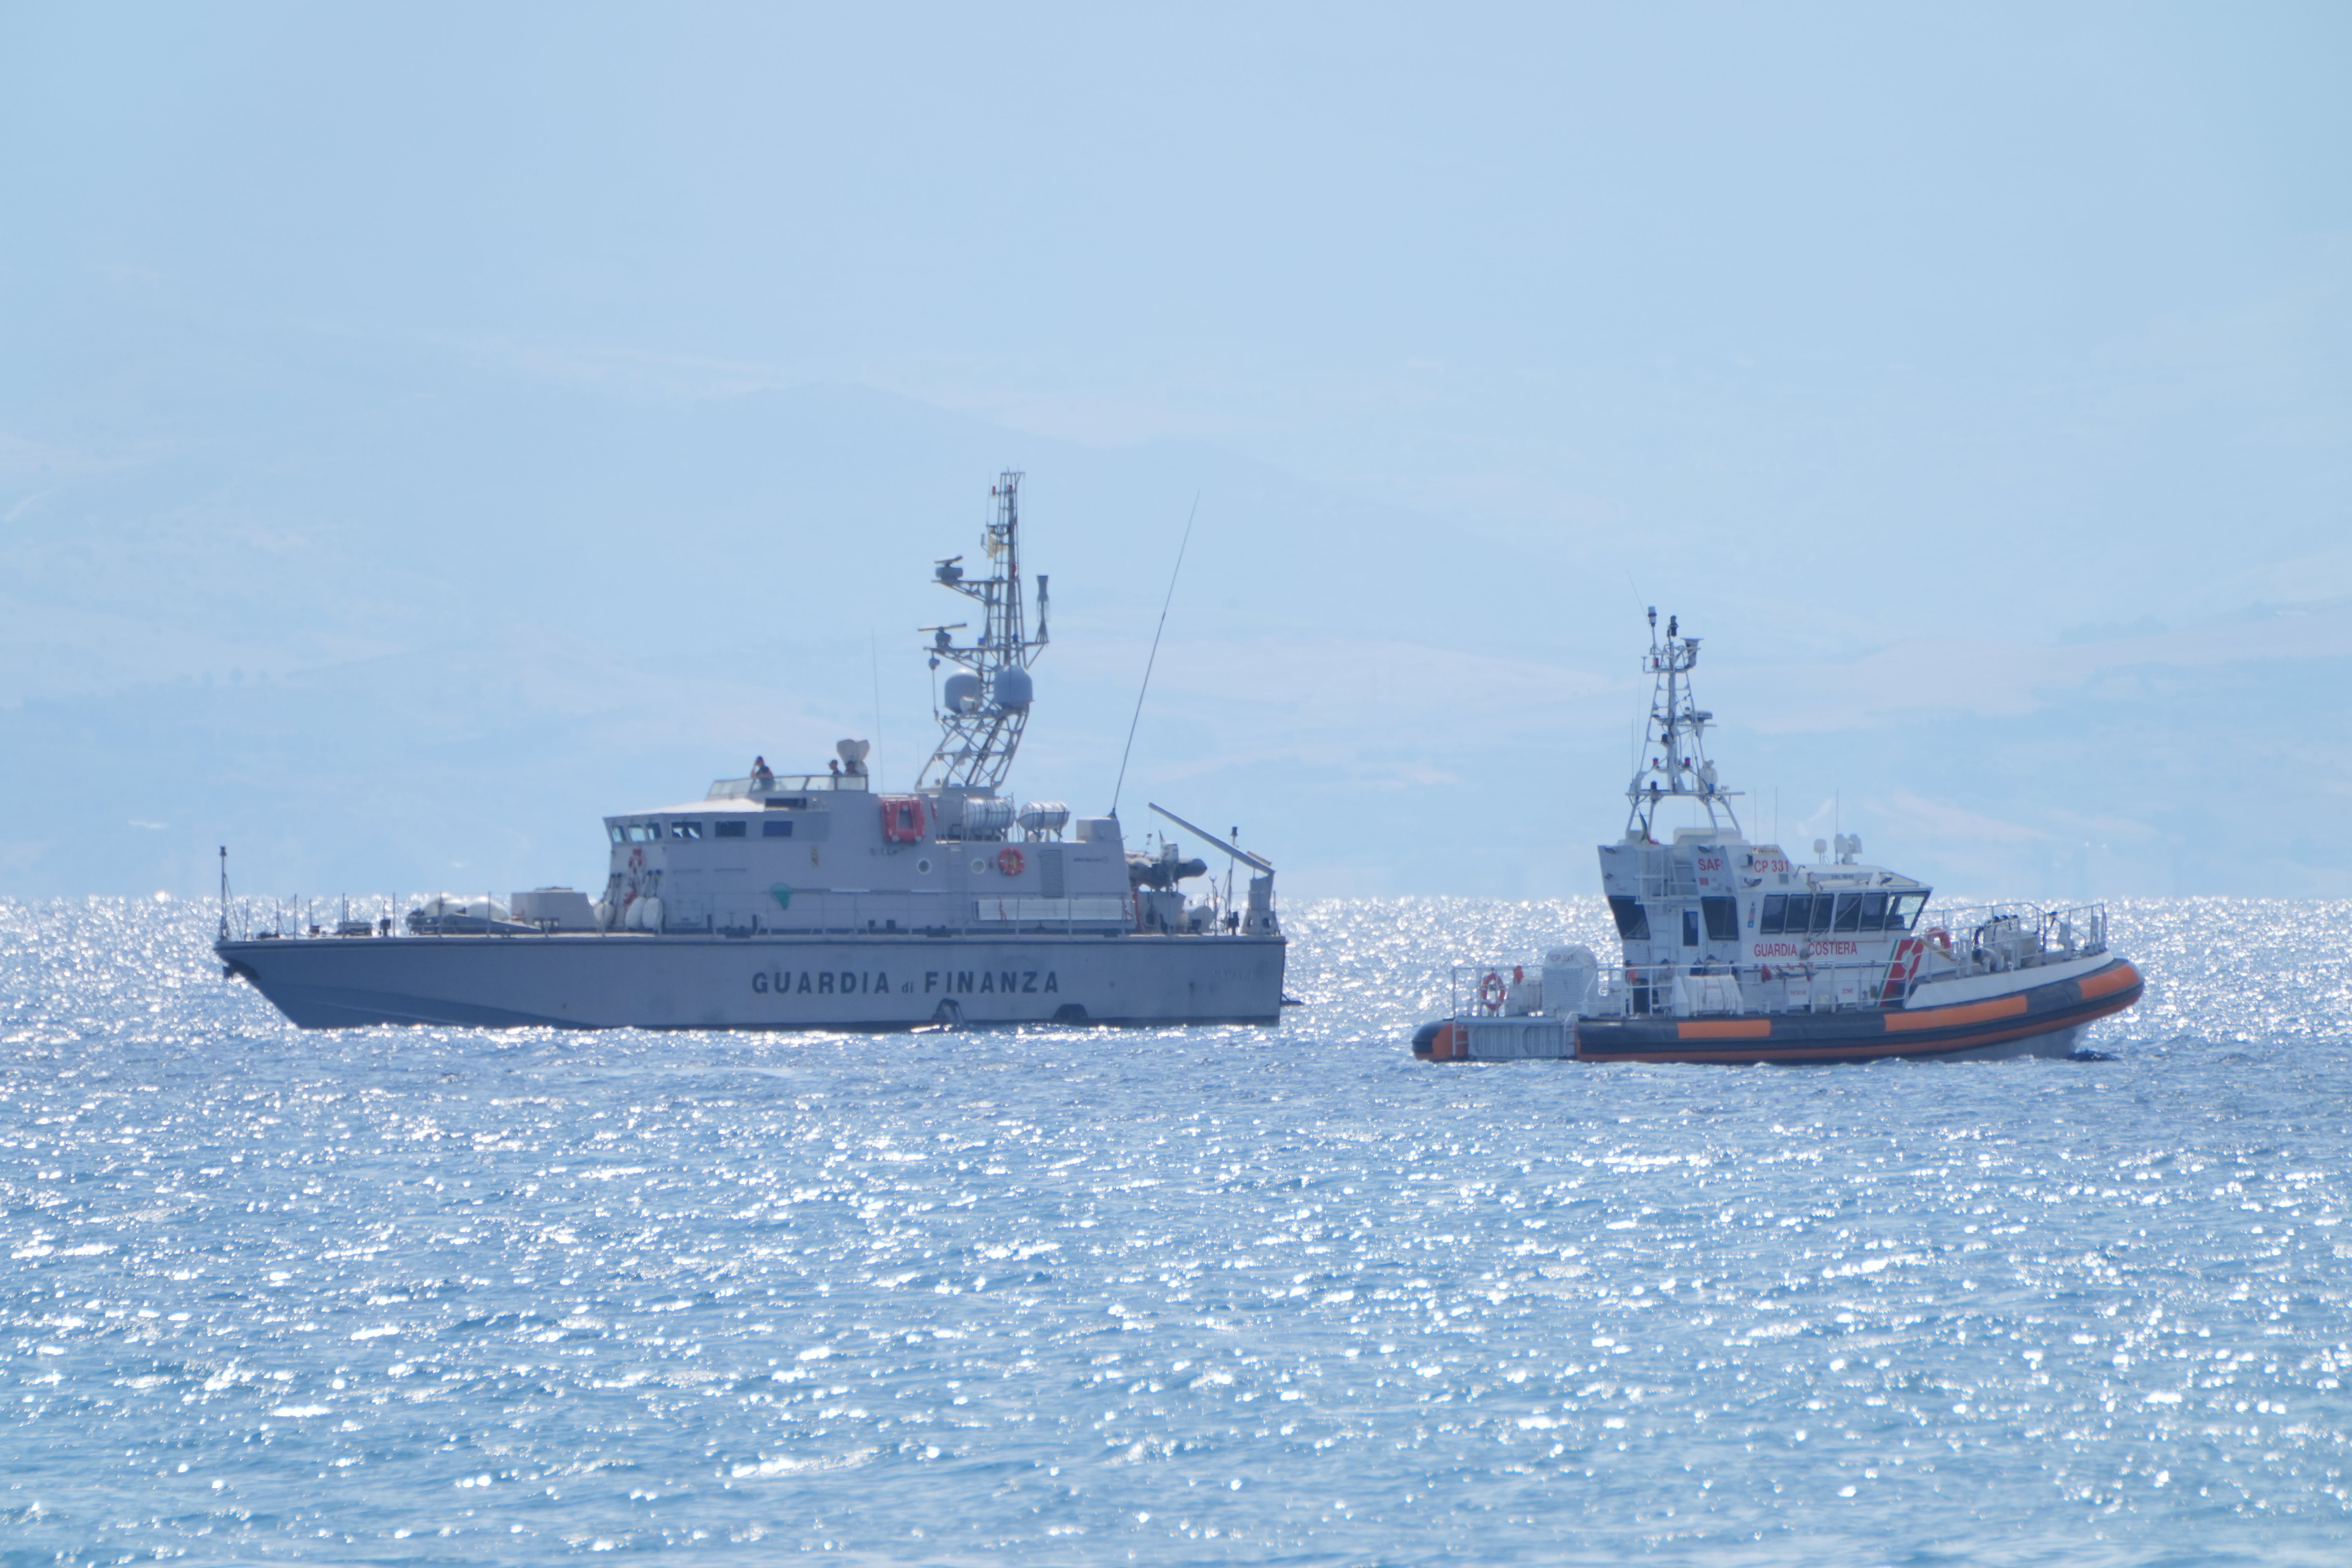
[1625,608,1742,842]
[918,472,1050,791]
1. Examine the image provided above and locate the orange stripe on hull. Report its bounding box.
[1435,956,2146,1066]
[1883,993,2029,1031]
[1608,1022,2054,1063]
[2079,961,2141,1000]
[1596,991,2145,1063]
[1676,1018,1773,1039]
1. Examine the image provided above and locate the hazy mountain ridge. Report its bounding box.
[4,309,2347,899]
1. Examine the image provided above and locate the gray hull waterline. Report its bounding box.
[220,931,1287,1030]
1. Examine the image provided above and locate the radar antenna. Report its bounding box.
[1625,608,1742,842]
[917,472,1049,790]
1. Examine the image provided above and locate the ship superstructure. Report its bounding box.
[1411,613,2142,1064]
[218,474,1284,1031]
[920,473,1046,793]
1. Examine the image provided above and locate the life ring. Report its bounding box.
[996,846,1025,877]
[1477,969,1507,1013]
[1925,926,1952,956]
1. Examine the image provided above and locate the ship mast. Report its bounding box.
[1624,608,1742,842]
[916,472,1049,791]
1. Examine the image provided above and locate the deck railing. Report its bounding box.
[1447,900,2111,1020]
[705,773,870,799]
[1448,955,1918,1019]
[219,888,1151,942]
[1924,901,2107,964]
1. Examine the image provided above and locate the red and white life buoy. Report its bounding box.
[1477,970,1507,1013]
[996,846,1025,877]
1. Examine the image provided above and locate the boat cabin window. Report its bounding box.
[624,822,661,843]
[608,825,627,845]
[1681,909,1700,947]
[713,820,747,839]
[670,821,702,840]
[762,819,794,838]
[1606,895,1649,940]
[1764,890,1923,935]
[1701,895,1738,942]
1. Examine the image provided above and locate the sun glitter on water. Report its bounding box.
[0,895,2348,1564]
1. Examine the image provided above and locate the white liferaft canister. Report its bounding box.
[1542,945,1598,1017]
[1503,972,1544,1016]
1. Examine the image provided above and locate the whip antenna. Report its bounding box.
[1110,493,1198,818]
[869,629,885,791]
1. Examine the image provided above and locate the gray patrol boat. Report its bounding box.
[218,473,1285,1030]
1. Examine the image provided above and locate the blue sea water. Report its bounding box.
[2,895,2350,1565]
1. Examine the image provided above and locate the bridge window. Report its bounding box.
[1606,895,1649,940]
[762,820,795,839]
[1832,894,1862,932]
[608,825,627,845]
[1889,892,1928,930]
[713,820,747,839]
[670,821,702,840]
[1701,896,1738,942]
[1859,892,1888,930]
[1759,894,1787,934]
[625,823,661,843]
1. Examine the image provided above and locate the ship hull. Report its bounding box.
[218,931,1287,1031]
[1415,958,2141,1065]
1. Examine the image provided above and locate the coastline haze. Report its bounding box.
[3,4,2348,900]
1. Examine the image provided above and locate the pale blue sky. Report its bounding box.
[3,4,2348,898]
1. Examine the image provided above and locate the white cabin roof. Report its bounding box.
[610,798,774,819]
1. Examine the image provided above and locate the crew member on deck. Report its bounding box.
[751,755,774,788]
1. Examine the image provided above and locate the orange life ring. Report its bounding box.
[1477,969,1507,1013]
[1925,926,1952,956]
[996,846,1025,877]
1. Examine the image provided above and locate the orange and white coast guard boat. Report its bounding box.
[1411,612,2142,1065]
